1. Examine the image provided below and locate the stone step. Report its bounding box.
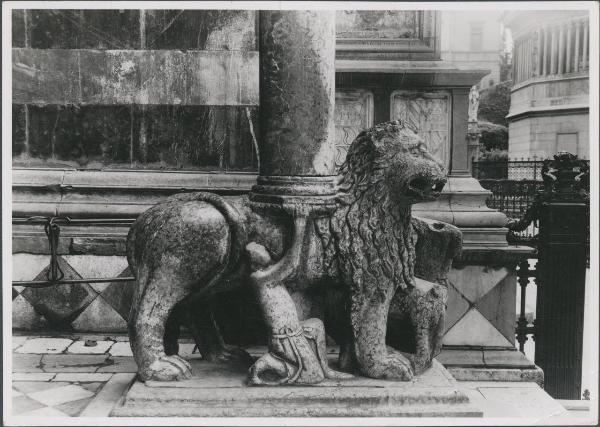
[112,359,483,417]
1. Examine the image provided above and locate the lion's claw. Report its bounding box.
[381,353,414,381]
[145,354,193,381]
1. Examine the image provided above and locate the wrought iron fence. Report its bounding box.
[12,216,136,288]
[472,159,546,180]
[479,179,545,238]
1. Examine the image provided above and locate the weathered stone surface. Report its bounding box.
[41,354,111,372]
[125,120,457,384]
[13,49,258,106]
[448,367,544,386]
[14,104,258,171]
[113,358,482,417]
[257,10,336,176]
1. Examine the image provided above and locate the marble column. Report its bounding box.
[251,10,337,206]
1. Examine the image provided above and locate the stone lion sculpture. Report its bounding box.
[126,120,462,384]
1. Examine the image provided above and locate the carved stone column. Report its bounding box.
[251,10,337,208]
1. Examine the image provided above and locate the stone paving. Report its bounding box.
[10,334,146,417]
[8,334,594,422]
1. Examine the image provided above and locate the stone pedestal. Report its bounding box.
[112,357,483,417]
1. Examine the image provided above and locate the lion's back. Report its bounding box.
[127,198,230,286]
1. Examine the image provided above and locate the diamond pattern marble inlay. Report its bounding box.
[444,265,517,348]
[21,257,97,327]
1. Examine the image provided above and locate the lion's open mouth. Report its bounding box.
[408,177,446,199]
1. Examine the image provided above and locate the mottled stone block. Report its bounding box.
[144,10,256,51]
[12,104,26,157]
[11,10,26,47]
[13,49,259,107]
[14,104,258,171]
[28,10,140,49]
[41,354,111,372]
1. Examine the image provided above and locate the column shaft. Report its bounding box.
[258,10,336,178]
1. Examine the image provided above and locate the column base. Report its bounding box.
[413,175,508,229]
[249,175,338,213]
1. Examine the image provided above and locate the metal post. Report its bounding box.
[534,152,589,399]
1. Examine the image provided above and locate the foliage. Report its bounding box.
[478,120,508,152]
[478,81,512,127]
[478,148,508,162]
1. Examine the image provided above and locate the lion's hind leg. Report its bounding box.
[129,264,193,382]
[185,300,254,367]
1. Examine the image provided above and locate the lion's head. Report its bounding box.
[337,120,447,206]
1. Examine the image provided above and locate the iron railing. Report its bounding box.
[473,158,590,181]
[12,216,135,288]
[515,258,537,352]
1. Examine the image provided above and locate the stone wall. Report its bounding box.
[12,9,521,354]
[12,252,517,349]
[508,113,589,159]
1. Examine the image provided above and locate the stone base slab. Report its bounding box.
[112,358,483,417]
[438,348,544,387]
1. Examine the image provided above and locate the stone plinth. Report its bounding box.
[113,358,482,417]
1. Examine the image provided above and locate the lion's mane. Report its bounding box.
[316,121,418,330]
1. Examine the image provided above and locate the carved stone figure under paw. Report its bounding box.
[126,120,461,384]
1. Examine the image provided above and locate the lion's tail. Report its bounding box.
[127,192,247,295]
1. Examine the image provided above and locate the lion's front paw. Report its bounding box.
[363,353,414,381]
[143,355,193,381]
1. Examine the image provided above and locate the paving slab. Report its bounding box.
[66,340,114,355]
[12,396,46,415]
[53,373,113,382]
[476,385,567,419]
[13,381,72,394]
[96,357,137,373]
[41,354,111,372]
[56,396,95,417]
[81,373,136,417]
[16,338,73,354]
[12,336,29,349]
[28,384,95,407]
[17,406,70,417]
[13,354,43,373]
[108,342,133,357]
[13,372,56,381]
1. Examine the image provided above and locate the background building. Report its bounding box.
[440,10,503,89]
[503,11,589,160]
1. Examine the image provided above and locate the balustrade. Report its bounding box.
[513,16,588,84]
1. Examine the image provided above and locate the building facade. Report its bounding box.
[440,10,503,88]
[504,11,589,160]
[12,10,538,377]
